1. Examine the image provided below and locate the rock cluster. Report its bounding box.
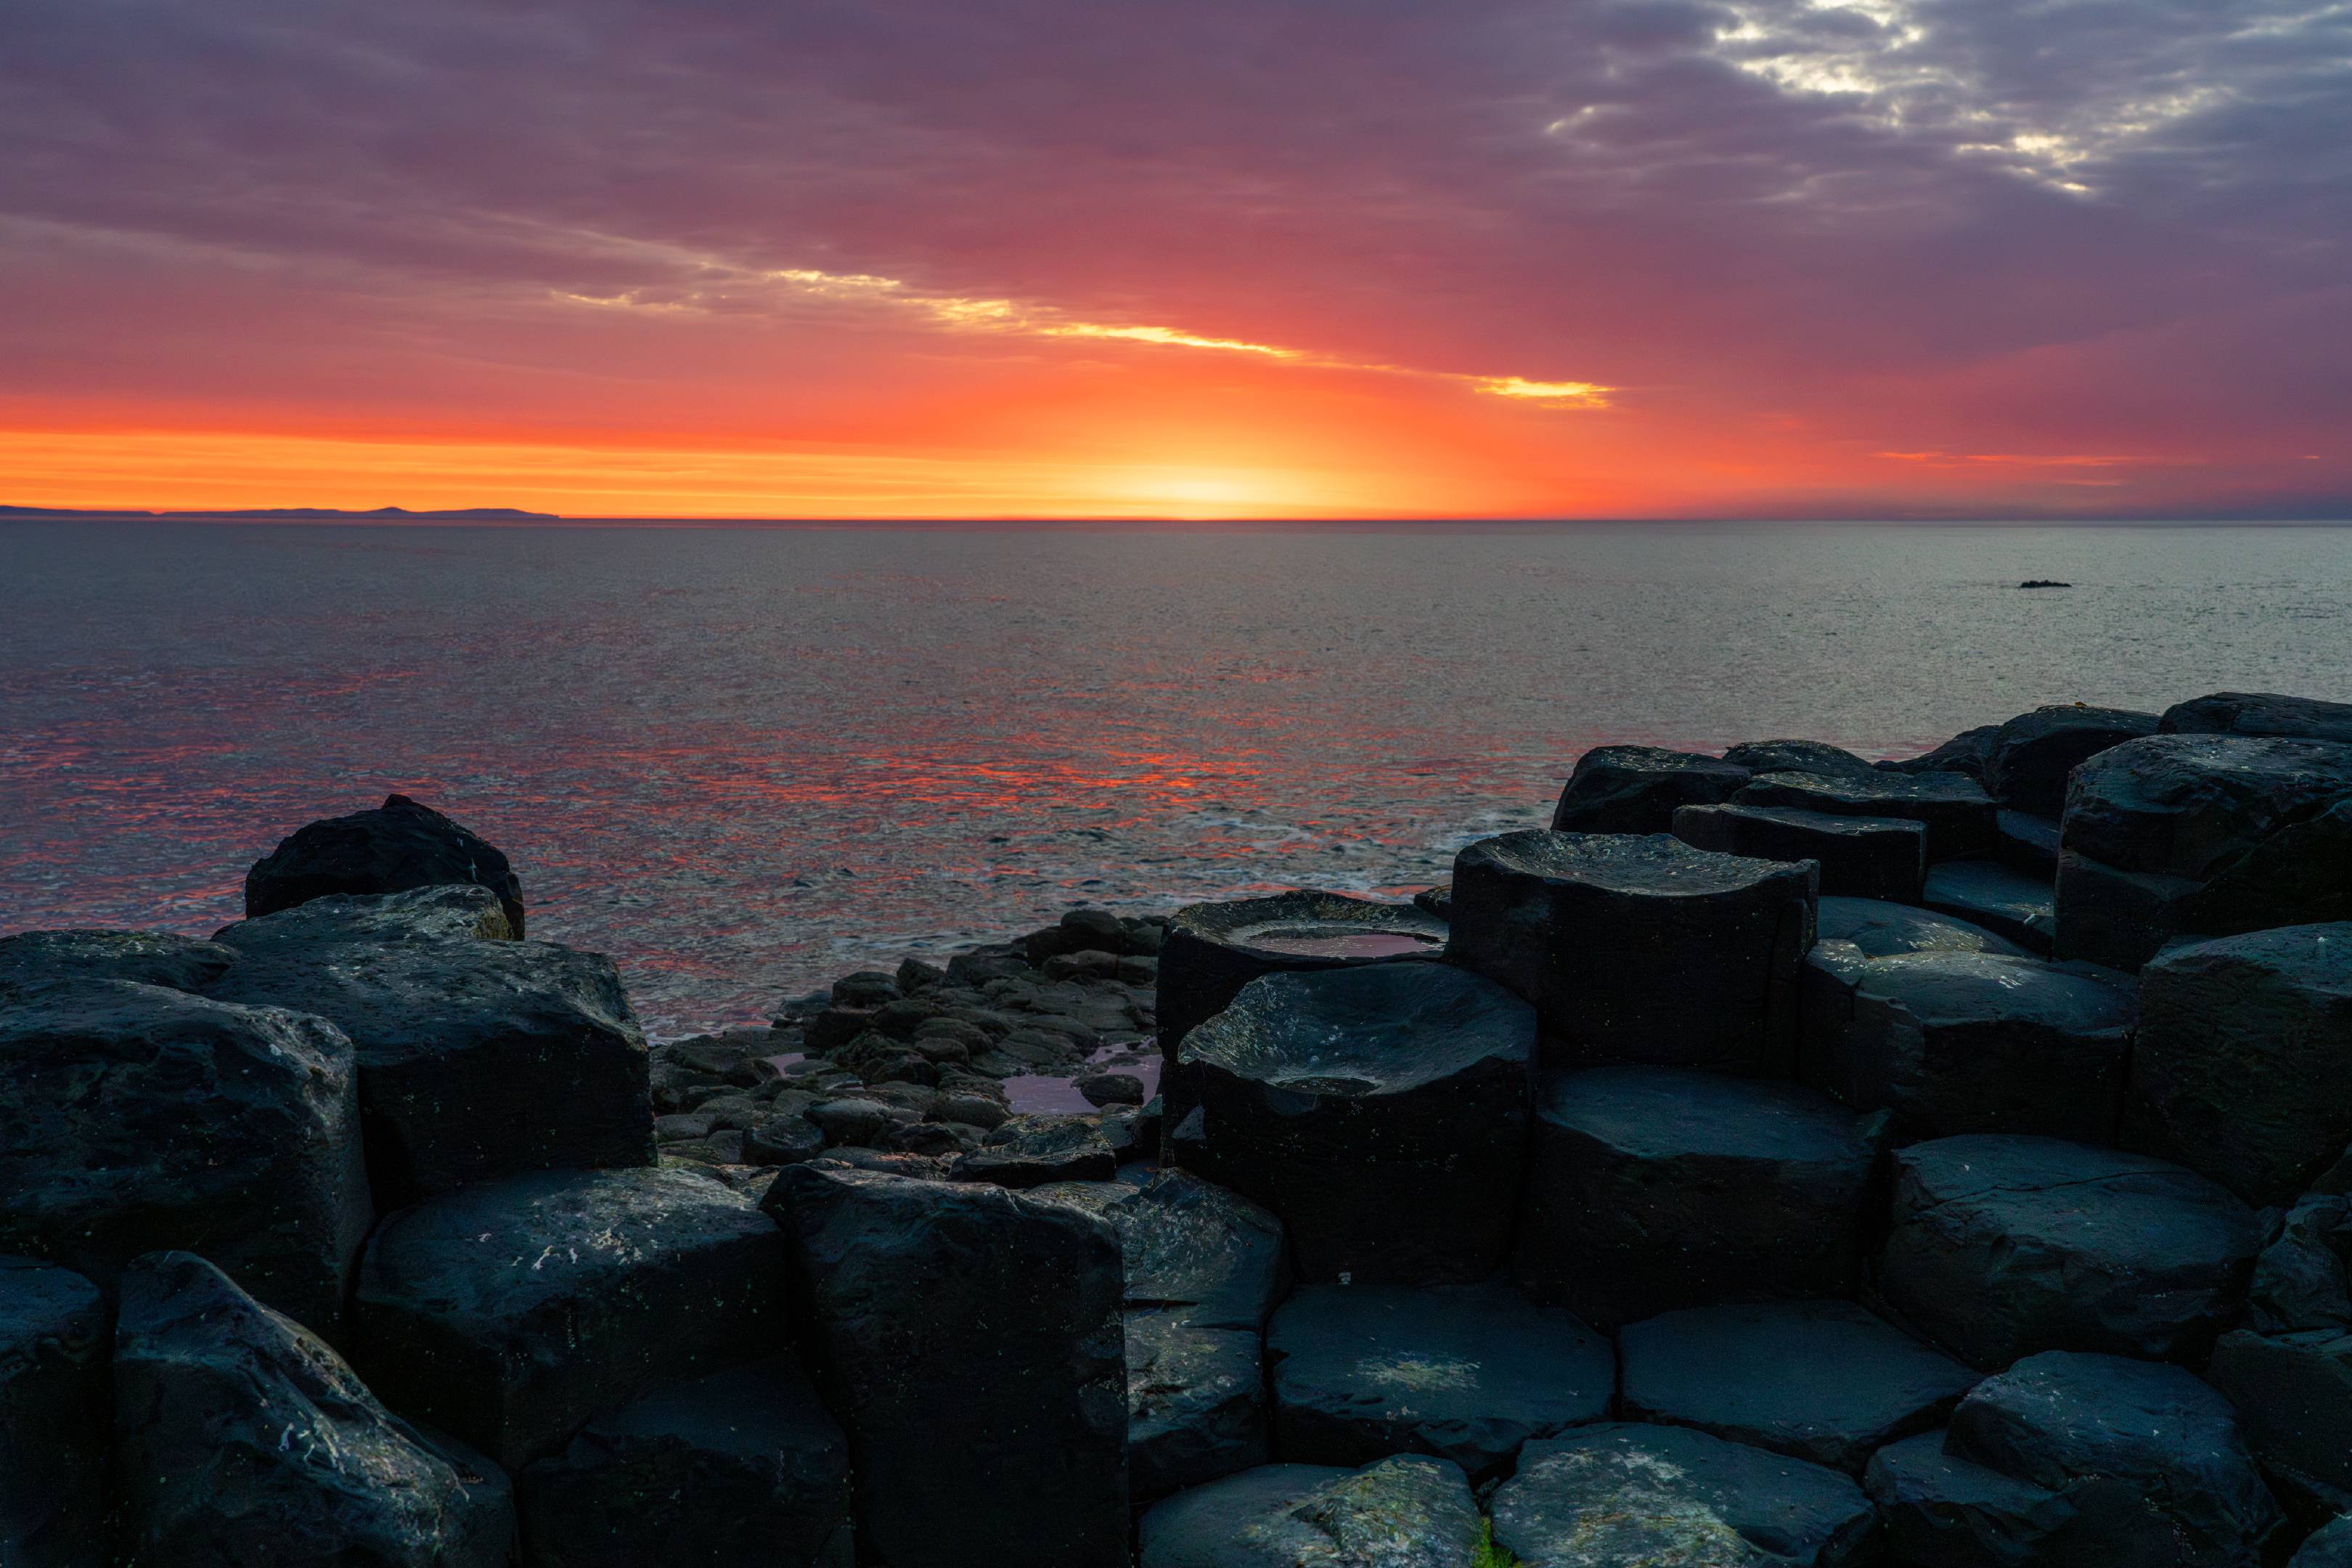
[1,689,2348,1565]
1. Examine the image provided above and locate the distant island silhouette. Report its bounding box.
[0,505,561,520]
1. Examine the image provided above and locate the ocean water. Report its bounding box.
[4,518,2347,1035]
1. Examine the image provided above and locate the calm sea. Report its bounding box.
[4,519,2347,1034]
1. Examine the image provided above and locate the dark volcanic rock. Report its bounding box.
[2296,1519,2352,1567]
[353,1167,785,1469]
[1875,1135,2261,1370]
[951,1113,1119,1188]
[1722,738,1881,780]
[1179,962,1535,1284]
[208,889,654,1206]
[1548,744,1753,833]
[1491,1423,1877,1568]
[1447,830,1815,1074]
[1865,1429,2083,1567]
[1619,1299,1979,1474]
[0,1257,105,1567]
[1268,1280,1612,1479]
[1998,808,2065,878]
[1674,801,1925,901]
[2206,1328,2352,1517]
[1879,723,2001,781]
[2124,924,2352,1206]
[1514,1066,1881,1328]
[0,928,236,997]
[1813,895,2032,960]
[1807,950,2136,1142]
[1736,767,1998,861]
[1984,705,2160,819]
[114,1251,513,1568]
[515,1358,853,1568]
[1946,1351,2282,1567]
[0,979,369,1336]
[2060,733,2352,879]
[213,882,517,948]
[1138,1457,1481,1568]
[245,792,526,935]
[1121,1310,1269,1503]
[2052,850,2209,971]
[763,1165,1127,1567]
[2163,692,2352,746]
[1922,859,2058,954]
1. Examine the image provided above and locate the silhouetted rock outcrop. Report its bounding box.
[245,793,526,935]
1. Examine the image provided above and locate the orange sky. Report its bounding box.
[1,2,2345,520]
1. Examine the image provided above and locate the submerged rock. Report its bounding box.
[0,979,369,1337]
[1514,1066,1880,1328]
[1874,1135,2261,1369]
[763,1165,1128,1568]
[353,1167,785,1469]
[0,928,236,997]
[1490,1423,1877,1568]
[1180,962,1535,1284]
[1983,706,2160,819]
[1447,830,1815,1074]
[0,1257,105,1568]
[515,1357,853,1568]
[113,1251,513,1568]
[1618,1299,1979,1474]
[1548,744,1752,834]
[1268,1279,1612,1479]
[1138,1457,1482,1568]
[245,793,526,936]
[1674,801,1925,902]
[1736,768,1997,861]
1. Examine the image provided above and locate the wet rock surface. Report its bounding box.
[763,1164,1128,1568]
[114,1251,514,1568]
[1721,738,1882,780]
[515,1357,853,1568]
[1806,950,2136,1142]
[2125,923,2352,1205]
[245,792,528,935]
[1674,801,1925,902]
[0,928,237,997]
[1921,859,2058,954]
[1514,1066,1880,1328]
[0,1256,105,1568]
[1875,1134,2261,1369]
[2162,691,2352,745]
[1548,744,1753,833]
[1268,1279,1612,1479]
[1983,705,2160,819]
[1179,961,1535,1283]
[1491,1422,1878,1568]
[207,888,655,1206]
[353,1167,785,1469]
[1447,830,1815,1074]
[951,1112,1119,1188]
[1619,1299,1980,1474]
[0,979,370,1336]
[1736,767,1997,861]
[1138,1456,1481,1568]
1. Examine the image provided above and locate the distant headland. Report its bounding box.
[0,504,561,521]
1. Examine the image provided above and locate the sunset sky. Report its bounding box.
[2,1,2346,519]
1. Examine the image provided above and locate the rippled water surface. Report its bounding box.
[4,519,2347,1034]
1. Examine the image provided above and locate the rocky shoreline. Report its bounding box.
[4,690,2352,1565]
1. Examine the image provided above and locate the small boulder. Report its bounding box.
[515,1357,853,1567]
[2162,691,2352,745]
[1076,1069,1147,1106]
[0,979,370,1337]
[1875,1135,2261,1369]
[1721,738,1881,779]
[113,1251,513,1567]
[0,928,236,997]
[1619,1300,1979,1474]
[1675,801,1924,901]
[1180,962,1535,1284]
[743,1113,827,1166]
[2125,923,2352,1205]
[1983,705,2160,819]
[352,1167,785,1469]
[951,1114,1119,1188]
[762,1166,1127,1568]
[1491,1423,1877,1568]
[1922,859,2058,954]
[1268,1280,1612,1479]
[1514,1066,1881,1328]
[1138,1457,1481,1568]
[245,793,526,936]
[1548,744,1752,833]
[0,1257,105,1567]
[1736,768,1997,861]
[1447,830,1815,1074]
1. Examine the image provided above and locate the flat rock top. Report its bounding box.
[362,1167,775,1318]
[1851,952,2135,1032]
[1539,1066,1872,1166]
[2162,691,2352,745]
[1169,890,1446,955]
[1720,740,1879,779]
[1741,769,1992,807]
[1573,745,1751,781]
[1183,962,1534,1095]
[1895,1135,2258,1256]
[1494,1423,1872,1568]
[0,928,237,997]
[1029,1167,1285,1328]
[1270,1280,1613,1431]
[1696,803,1924,838]
[212,885,515,950]
[2151,921,2352,993]
[1139,1456,1478,1568]
[2065,733,2352,873]
[1815,897,2028,960]
[1461,830,1805,895]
